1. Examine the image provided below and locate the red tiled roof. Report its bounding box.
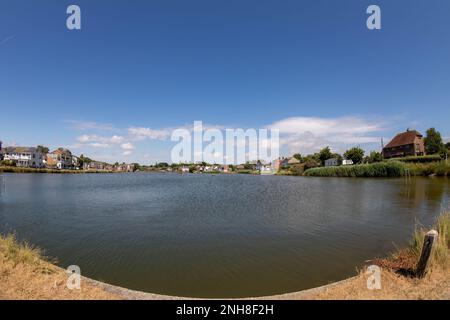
[385,130,422,148]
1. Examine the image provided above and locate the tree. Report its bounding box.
[304,159,319,170]
[424,128,444,155]
[366,151,383,164]
[156,162,169,168]
[293,153,302,162]
[344,147,365,164]
[318,147,333,165]
[446,142,450,150]
[36,145,49,154]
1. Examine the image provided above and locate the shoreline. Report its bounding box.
[80,272,360,300]
[2,159,450,178]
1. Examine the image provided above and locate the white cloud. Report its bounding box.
[120,143,134,150]
[267,116,386,154]
[89,143,111,148]
[77,134,125,146]
[128,127,171,140]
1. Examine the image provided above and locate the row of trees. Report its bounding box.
[292,146,369,168]
[291,128,449,168]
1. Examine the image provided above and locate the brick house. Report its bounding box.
[47,148,73,169]
[382,129,425,159]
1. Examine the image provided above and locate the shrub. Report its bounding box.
[388,155,442,163]
[0,160,16,167]
[304,161,408,177]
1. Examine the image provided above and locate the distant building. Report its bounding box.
[180,166,190,173]
[114,163,134,172]
[47,148,73,169]
[260,165,274,175]
[1,146,45,168]
[271,157,300,172]
[383,129,425,159]
[83,161,106,171]
[325,158,339,167]
[342,159,354,166]
[287,157,301,165]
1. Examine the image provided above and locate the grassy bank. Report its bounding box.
[310,212,450,300]
[0,166,114,174]
[304,161,450,178]
[0,234,118,299]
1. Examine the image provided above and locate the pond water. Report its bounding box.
[0,173,448,298]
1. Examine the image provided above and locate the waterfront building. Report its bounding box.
[342,159,354,166]
[325,158,339,167]
[382,129,425,159]
[1,146,45,168]
[47,148,73,169]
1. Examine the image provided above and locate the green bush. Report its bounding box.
[0,160,16,167]
[388,155,442,163]
[304,161,408,177]
[406,161,450,176]
[304,161,450,177]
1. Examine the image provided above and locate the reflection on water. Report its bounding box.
[0,173,448,298]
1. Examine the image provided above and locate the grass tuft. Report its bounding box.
[0,233,50,271]
[410,212,450,270]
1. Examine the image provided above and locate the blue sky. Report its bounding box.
[0,0,449,163]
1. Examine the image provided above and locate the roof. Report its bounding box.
[384,130,423,149]
[2,146,37,153]
[50,148,72,156]
[287,157,301,164]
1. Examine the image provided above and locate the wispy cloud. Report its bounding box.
[0,35,15,47]
[65,120,116,132]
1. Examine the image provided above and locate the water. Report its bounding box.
[0,173,448,298]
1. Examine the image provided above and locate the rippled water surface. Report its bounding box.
[0,173,448,297]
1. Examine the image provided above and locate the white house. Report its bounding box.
[260,165,274,175]
[342,159,354,166]
[325,158,339,167]
[1,147,45,168]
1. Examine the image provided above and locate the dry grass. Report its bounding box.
[310,266,450,300]
[309,212,450,300]
[0,234,119,300]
